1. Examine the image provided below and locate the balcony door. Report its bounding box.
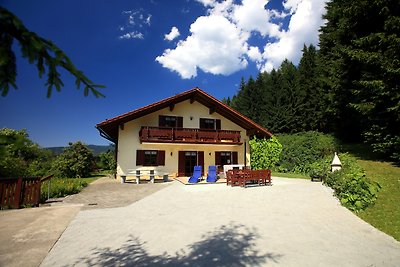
[159,115,183,128]
[178,151,204,176]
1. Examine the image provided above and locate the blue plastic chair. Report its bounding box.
[188,166,202,183]
[206,165,217,183]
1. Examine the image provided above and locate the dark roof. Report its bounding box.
[96,87,272,142]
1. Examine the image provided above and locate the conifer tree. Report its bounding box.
[319,0,400,160]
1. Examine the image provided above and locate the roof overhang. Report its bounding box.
[96,87,272,143]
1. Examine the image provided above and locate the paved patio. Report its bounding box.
[40,177,400,267]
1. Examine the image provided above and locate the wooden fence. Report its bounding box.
[0,175,53,209]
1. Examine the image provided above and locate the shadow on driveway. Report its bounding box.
[75,222,283,267]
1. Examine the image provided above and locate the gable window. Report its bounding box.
[136,150,165,166]
[159,115,183,128]
[200,118,221,130]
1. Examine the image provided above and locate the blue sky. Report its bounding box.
[0,0,327,147]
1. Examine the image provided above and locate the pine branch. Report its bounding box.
[0,7,105,98]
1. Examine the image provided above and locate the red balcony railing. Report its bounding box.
[139,126,242,144]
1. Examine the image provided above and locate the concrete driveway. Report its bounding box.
[40,177,400,267]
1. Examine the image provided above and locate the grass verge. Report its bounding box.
[40,176,99,203]
[272,172,310,179]
[355,159,400,241]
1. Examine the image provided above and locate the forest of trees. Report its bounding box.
[223,0,399,162]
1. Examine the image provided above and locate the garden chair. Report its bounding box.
[206,165,217,183]
[188,165,202,183]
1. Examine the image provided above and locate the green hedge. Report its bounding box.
[323,153,381,211]
[274,131,339,174]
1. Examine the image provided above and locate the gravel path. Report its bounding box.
[41,178,400,267]
[62,177,172,209]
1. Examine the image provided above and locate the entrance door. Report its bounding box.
[184,151,197,176]
[178,151,204,176]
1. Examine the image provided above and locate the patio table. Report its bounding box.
[126,170,169,184]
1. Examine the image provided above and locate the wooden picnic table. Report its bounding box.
[226,169,271,188]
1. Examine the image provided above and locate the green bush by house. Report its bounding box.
[249,136,282,170]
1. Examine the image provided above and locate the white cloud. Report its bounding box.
[261,0,327,71]
[164,26,180,41]
[156,15,248,78]
[233,0,282,38]
[283,0,304,14]
[118,31,144,40]
[195,0,215,7]
[145,14,152,26]
[157,0,327,77]
[118,9,152,40]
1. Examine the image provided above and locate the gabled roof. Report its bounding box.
[96,87,272,142]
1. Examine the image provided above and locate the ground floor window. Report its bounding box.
[215,151,238,172]
[136,150,165,166]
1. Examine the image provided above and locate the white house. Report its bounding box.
[96,88,272,180]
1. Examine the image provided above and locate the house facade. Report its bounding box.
[96,88,272,180]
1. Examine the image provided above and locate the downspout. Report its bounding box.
[244,139,247,169]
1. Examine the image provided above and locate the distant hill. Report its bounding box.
[46,145,114,156]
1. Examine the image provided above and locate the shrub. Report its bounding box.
[249,136,282,170]
[52,141,95,178]
[274,131,339,174]
[323,153,381,211]
[0,128,53,177]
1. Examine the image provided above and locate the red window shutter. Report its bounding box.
[216,119,221,130]
[232,151,238,164]
[136,150,144,165]
[197,151,204,175]
[178,151,185,177]
[215,152,221,165]
[177,116,183,128]
[157,150,165,166]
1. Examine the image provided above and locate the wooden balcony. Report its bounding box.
[139,126,242,145]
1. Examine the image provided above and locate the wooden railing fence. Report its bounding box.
[0,175,53,209]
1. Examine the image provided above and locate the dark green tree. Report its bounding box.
[221,96,231,106]
[232,77,253,118]
[52,141,95,178]
[257,60,303,133]
[298,44,327,131]
[0,7,105,97]
[319,0,400,161]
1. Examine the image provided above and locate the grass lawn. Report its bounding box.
[342,143,400,240]
[40,175,100,203]
[356,159,400,241]
[272,171,310,179]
